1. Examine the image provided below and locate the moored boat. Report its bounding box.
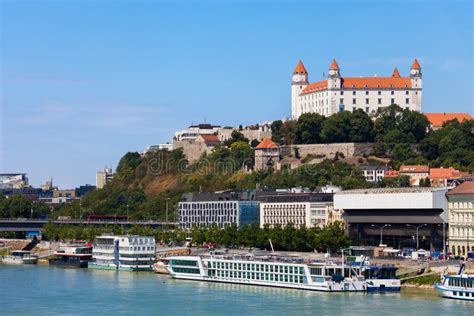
[166,254,367,292]
[435,263,474,301]
[1,250,38,265]
[49,245,93,268]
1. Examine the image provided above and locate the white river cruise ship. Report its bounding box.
[167,254,366,292]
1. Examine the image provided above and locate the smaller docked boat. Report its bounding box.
[361,266,400,292]
[153,259,170,274]
[49,245,93,268]
[1,250,38,265]
[435,263,474,301]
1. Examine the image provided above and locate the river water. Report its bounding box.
[0,265,471,315]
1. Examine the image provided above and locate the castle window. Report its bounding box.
[389,84,393,88]
[365,99,369,105]
[352,84,355,88]
[406,91,409,95]
[378,98,381,104]
[391,91,394,95]
[416,92,418,95]
[365,91,369,95]
[391,98,395,104]
[364,84,368,88]
[340,91,344,95]
[365,107,369,113]
[352,107,356,112]
[406,98,409,104]
[352,99,356,104]
[340,98,344,104]
[352,91,356,95]
[378,91,381,95]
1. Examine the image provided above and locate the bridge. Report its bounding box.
[0,218,179,232]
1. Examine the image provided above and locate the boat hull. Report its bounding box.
[49,260,90,268]
[88,263,153,271]
[170,274,366,292]
[435,283,474,301]
[1,256,38,265]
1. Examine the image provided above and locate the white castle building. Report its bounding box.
[291,59,422,119]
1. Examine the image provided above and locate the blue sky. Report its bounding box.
[1,0,473,188]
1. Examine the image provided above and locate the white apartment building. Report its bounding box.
[291,59,422,119]
[174,123,222,141]
[360,165,389,183]
[90,235,156,271]
[179,201,239,229]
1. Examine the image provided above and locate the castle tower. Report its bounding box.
[327,59,342,112]
[410,59,423,111]
[291,60,309,119]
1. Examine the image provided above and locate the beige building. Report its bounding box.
[399,165,429,186]
[258,192,334,229]
[96,167,114,189]
[447,182,474,257]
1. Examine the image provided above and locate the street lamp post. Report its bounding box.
[166,198,170,223]
[438,223,446,261]
[407,224,428,250]
[371,224,391,246]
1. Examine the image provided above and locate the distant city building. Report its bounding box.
[142,144,173,155]
[447,182,474,257]
[424,113,472,130]
[291,59,422,119]
[39,178,57,191]
[96,167,114,189]
[0,173,29,189]
[430,167,469,187]
[174,123,222,141]
[359,165,389,183]
[0,187,42,200]
[254,138,280,171]
[335,187,449,250]
[76,184,96,197]
[196,134,221,147]
[399,165,429,186]
[258,192,334,229]
[178,191,260,229]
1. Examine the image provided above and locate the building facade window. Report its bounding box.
[352,98,356,104]
[378,98,381,104]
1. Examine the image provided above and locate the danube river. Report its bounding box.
[0,265,471,315]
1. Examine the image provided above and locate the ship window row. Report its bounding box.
[209,270,304,284]
[209,262,304,274]
[448,278,473,288]
[119,260,153,266]
[120,254,155,258]
[171,259,198,267]
[120,246,155,251]
[173,267,200,274]
[452,291,474,298]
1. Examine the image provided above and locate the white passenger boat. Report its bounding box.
[167,255,366,292]
[1,250,38,265]
[435,263,474,301]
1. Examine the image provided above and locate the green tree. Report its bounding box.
[320,111,352,143]
[295,113,325,144]
[349,109,374,142]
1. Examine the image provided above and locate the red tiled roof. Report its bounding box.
[411,59,421,69]
[302,80,328,93]
[293,60,308,74]
[399,165,429,173]
[329,59,340,70]
[255,138,279,149]
[392,68,401,78]
[424,113,473,128]
[430,167,457,179]
[447,181,474,195]
[199,134,220,143]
